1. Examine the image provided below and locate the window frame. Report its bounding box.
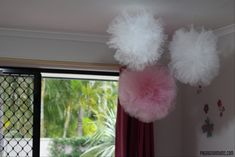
[0,66,119,157]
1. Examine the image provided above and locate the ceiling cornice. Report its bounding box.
[0,27,109,44]
[0,57,119,72]
[214,24,235,37]
[0,24,234,43]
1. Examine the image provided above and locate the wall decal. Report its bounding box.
[196,85,203,94]
[202,117,214,137]
[203,104,209,114]
[217,99,225,117]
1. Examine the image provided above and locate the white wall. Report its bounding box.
[154,84,183,157]
[154,31,235,157]
[182,32,235,157]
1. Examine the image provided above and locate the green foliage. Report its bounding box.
[43,78,118,157]
[48,105,117,157]
[42,78,118,138]
[82,117,97,136]
[80,108,116,157]
[49,137,88,157]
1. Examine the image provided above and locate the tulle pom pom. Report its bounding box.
[107,11,165,70]
[169,27,219,86]
[119,65,176,122]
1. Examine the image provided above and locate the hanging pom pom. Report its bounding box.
[169,27,219,86]
[107,10,165,71]
[119,65,176,123]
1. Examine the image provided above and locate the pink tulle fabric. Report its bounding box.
[119,65,176,123]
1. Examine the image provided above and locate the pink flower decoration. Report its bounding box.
[119,65,176,122]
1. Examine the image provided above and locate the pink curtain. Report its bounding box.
[115,102,155,157]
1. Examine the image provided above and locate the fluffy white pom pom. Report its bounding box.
[169,27,219,86]
[107,11,165,70]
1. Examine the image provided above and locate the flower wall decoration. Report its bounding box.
[202,117,214,137]
[217,99,225,117]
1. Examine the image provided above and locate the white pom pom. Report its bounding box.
[107,10,165,70]
[169,27,219,86]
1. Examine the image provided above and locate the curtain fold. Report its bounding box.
[115,102,155,157]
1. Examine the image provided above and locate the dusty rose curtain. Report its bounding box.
[115,102,155,157]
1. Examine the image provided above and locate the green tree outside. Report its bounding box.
[41,78,118,139]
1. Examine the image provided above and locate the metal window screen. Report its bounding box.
[0,74,34,157]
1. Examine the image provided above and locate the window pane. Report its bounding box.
[40,77,118,157]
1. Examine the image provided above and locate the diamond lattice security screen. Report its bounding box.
[0,74,34,157]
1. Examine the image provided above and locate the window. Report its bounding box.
[0,67,119,157]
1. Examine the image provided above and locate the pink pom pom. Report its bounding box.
[119,65,176,122]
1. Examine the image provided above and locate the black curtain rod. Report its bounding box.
[0,66,119,76]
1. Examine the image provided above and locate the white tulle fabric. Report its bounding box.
[169,27,219,86]
[107,11,165,71]
[119,65,176,123]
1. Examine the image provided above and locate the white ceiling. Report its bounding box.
[0,0,234,35]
